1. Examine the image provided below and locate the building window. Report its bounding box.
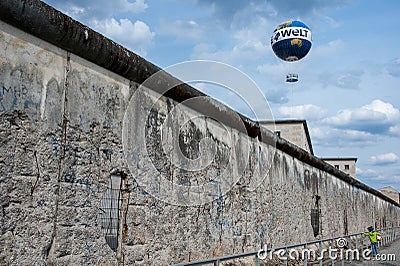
[334,165,339,169]
[275,131,281,137]
[344,164,350,170]
[99,174,122,252]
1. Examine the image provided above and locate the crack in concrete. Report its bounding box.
[30,150,40,196]
[45,51,71,260]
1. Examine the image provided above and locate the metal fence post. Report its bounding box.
[284,247,288,266]
[391,227,394,242]
[348,236,352,264]
[340,237,344,266]
[331,239,335,266]
[319,240,323,266]
[383,231,386,246]
[255,254,260,266]
[355,235,358,250]
[304,243,308,266]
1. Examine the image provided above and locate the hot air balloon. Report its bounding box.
[271,20,312,62]
[270,20,312,118]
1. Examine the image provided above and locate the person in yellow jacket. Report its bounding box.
[363,226,382,256]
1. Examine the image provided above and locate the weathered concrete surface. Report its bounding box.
[0,20,130,265]
[121,87,399,264]
[0,1,399,266]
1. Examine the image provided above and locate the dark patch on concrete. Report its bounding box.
[178,120,202,160]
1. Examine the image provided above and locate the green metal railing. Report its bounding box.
[173,227,400,266]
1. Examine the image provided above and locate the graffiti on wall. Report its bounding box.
[0,84,35,111]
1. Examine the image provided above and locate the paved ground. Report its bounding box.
[347,238,400,266]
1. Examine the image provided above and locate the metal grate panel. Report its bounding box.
[99,175,122,252]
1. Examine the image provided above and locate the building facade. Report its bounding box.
[259,120,314,155]
[378,186,400,204]
[320,158,358,179]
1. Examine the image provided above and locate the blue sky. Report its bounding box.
[41,0,400,191]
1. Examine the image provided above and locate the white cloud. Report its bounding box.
[340,129,375,141]
[191,15,270,64]
[386,57,400,77]
[256,63,288,80]
[67,5,86,17]
[311,39,345,58]
[317,68,363,90]
[323,100,400,134]
[357,168,380,179]
[317,15,341,28]
[309,127,329,140]
[389,125,400,136]
[279,104,327,120]
[191,41,268,65]
[124,0,148,13]
[92,18,155,56]
[357,170,400,191]
[42,1,153,56]
[264,88,288,104]
[370,153,399,165]
[311,127,377,148]
[159,19,203,41]
[326,109,384,125]
[366,99,400,121]
[195,0,352,23]
[46,0,148,21]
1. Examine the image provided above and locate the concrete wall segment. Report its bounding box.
[0,0,398,206]
[0,1,400,265]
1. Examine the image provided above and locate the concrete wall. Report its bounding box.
[0,1,399,265]
[0,18,130,265]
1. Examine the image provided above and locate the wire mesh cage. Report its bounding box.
[98,174,122,252]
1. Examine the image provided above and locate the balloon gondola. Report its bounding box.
[286,73,298,83]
